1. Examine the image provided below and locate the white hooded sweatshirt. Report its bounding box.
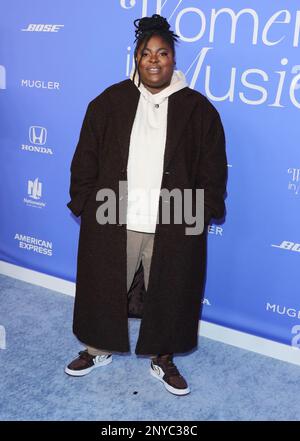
[127,65,188,233]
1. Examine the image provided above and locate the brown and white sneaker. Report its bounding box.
[65,350,112,377]
[150,354,190,396]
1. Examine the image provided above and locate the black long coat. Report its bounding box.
[67,79,227,355]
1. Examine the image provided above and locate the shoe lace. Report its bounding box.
[164,360,180,377]
[78,350,94,360]
[157,356,181,377]
[95,354,109,362]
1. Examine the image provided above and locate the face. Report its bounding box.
[136,35,175,94]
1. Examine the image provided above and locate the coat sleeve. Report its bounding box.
[196,106,228,225]
[66,99,104,217]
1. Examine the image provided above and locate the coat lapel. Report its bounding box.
[115,81,140,170]
[115,80,196,173]
[163,88,196,172]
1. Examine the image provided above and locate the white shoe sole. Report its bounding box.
[150,367,190,396]
[65,355,112,377]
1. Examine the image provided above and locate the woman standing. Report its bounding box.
[65,14,227,396]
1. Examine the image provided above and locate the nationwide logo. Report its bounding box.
[28,177,42,199]
[288,168,300,196]
[267,303,300,320]
[21,80,60,90]
[0,65,6,89]
[14,233,52,256]
[271,241,300,253]
[24,178,46,208]
[21,126,53,155]
[202,298,211,306]
[21,24,64,32]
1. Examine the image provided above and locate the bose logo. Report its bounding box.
[21,24,64,32]
[271,241,300,252]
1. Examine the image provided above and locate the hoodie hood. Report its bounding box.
[129,63,188,105]
[126,64,189,232]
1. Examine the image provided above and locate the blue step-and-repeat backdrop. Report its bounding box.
[0,1,299,349]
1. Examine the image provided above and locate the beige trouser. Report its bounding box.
[86,229,155,357]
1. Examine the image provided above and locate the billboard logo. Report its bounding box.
[21,80,60,90]
[22,126,53,155]
[29,126,47,145]
[271,241,300,253]
[267,303,300,319]
[28,178,42,200]
[288,168,300,195]
[15,233,52,256]
[0,65,6,89]
[21,24,64,32]
[24,178,46,208]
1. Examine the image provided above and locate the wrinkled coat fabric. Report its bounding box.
[67,79,227,355]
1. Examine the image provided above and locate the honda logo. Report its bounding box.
[29,126,47,145]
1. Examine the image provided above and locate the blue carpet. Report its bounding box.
[0,273,300,421]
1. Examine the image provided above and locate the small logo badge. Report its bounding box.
[29,126,47,145]
[28,178,42,200]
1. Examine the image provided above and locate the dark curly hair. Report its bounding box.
[132,14,179,87]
